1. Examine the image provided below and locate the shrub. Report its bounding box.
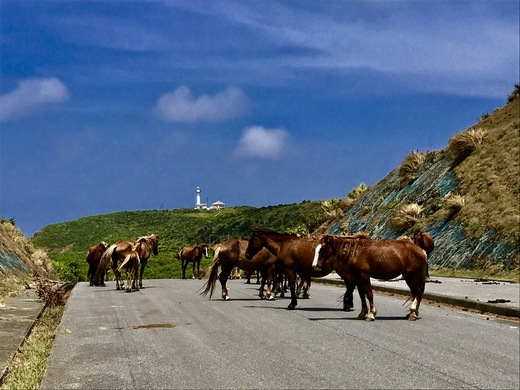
[448,127,484,164]
[399,151,426,187]
[343,183,368,209]
[391,203,423,230]
[507,84,520,103]
[321,198,345,221]
[444,194,465,216]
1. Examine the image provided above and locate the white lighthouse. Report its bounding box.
[196,187,201,206]
[195,187,207,209]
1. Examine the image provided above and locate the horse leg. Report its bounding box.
[219,266,232,300]
[181,260,187,279]
[355,279,369,320]
[191,261,196,279]
[404,273,425,320]
[302,277,310,299]
[343,280,355,311]
[285,269,297,310]
[197,260,201,280]
[125,268,132,292]
[138,260,146,289]
[363,278,377,321]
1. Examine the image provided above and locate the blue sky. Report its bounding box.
[1,0,518,237]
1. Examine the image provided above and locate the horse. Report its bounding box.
[95,234,159,290]
[244,228,355,310]
[312,233,428,321]
[86,241,109,286]
[174,244,209,279]
[201,239,277,300]
[117,250,140,292]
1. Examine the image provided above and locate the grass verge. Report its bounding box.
[0,305,64,390]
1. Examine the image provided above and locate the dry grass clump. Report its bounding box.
[391,203,423,230]
[444,194,465,216]
[448,127,485,163]
[399,151,426,187]
[343,183,368,209]
[321,197,345,220]
[36,279,68,308]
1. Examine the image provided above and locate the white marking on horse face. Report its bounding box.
[312,244,322,269]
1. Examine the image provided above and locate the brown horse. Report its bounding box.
[174,244,209,279]
[313,234,428,321]
[201,239,277,300]
[117,250,140,292]
[95,234,159,290]
[86,241,109,286]
[244,228,355,310]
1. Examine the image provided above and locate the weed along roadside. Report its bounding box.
[0,281,69,389]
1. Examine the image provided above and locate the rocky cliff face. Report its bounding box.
[0,220,56,299]
[324,100,519,271]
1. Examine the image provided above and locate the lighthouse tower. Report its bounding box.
[195,187,206,209]
[196,187,201,207]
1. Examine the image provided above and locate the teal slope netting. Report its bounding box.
[0,249,29,274]
[328,154,518,269]
[425,220,518,269]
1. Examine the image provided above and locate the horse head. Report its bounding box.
[312,235,336,271]
[147,234,159,256]
[200,244,209,258]
[413,230,434,257]
[245,228,265,260]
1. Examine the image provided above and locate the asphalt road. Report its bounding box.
[41,279,519,389]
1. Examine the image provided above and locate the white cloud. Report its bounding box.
[0,77,69,122]
[235,126,289,160]
[156,85,249,123]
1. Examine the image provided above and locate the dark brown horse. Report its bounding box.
[86,241,109,286]
[174,244,209,279]
[95,234,159,290]
[244,228,355,310]
[201,239,277,300]
[313,233,428,321]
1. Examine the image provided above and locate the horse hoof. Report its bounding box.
[406,312,418,321]
[224,296,230,301]
[343,306,354,312]
[267,296,275,301]
[287,304,296,310]
[365,316,375,322]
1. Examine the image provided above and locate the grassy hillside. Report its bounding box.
[31,202,326,283]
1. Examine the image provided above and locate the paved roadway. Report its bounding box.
[41,279,519,390]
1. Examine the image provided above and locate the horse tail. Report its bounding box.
[118,254,132,273]
[200,246,221,298]
[94,244,116,281]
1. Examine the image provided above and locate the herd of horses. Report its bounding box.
[86,228,434,321]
